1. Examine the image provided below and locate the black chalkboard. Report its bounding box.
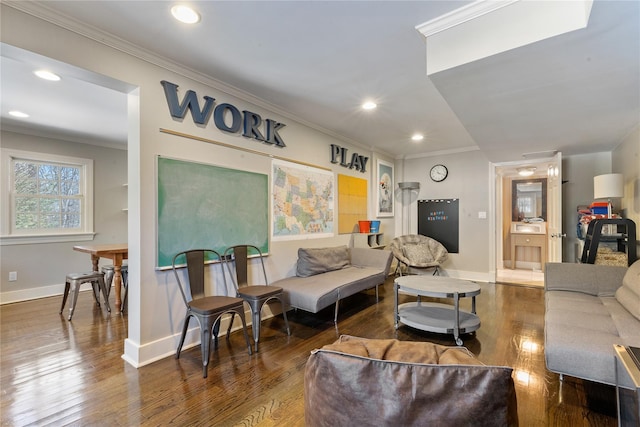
[157,157,269,268]
[417,199,459,253]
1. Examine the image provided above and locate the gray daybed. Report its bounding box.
[272,246,393,322]
[544,259,640,385]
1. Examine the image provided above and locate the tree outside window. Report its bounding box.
[14,160,82,231]
[1,148,94,244]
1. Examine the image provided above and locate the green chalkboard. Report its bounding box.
[157,157,268,268]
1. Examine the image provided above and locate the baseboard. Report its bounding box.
[440,269,493,283]
[0,282,97,305]
[508,260,543,271]
[123,304,277,368]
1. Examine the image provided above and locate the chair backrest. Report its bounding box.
[172,249,226,306]
[390,234,448,265]
[223,245,268,292]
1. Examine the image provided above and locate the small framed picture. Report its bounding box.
[376,159,394,217]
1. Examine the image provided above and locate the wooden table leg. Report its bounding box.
[113,265,123,309]
[91,255,100,272]
[112,254,124,309]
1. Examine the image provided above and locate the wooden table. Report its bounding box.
[73,244,128,309]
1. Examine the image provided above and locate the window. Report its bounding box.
[1,149,94,245]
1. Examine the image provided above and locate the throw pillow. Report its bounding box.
[296,246,350,277]
[616,259,640,320]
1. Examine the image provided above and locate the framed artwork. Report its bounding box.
[376,159,394,217]
[271,159,334,240]
[337,174,367,234]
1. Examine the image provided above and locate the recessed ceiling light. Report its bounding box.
[34,70,61,81]
[9,111,29,118]
[362,101,377,110]
[171,5,200,24]
[517,167,537,177]
[411,134,424,141]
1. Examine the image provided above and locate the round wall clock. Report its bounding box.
[430,164,448,182]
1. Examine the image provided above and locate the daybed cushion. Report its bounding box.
[305,335,518,427]
[296,246,350,277]
[281,266,385,313]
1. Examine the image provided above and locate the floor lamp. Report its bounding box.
[594,173,623,233]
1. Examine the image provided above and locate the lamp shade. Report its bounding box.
[594,173,623,199]
[398,182,420,190]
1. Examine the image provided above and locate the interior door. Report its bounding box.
[547,152,563,263]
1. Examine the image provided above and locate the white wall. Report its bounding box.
[613,124,640,256]
[1,5,395,367]
[613,124,640,226]
[4,3,634,367]
[0,131,128,302]
[396,149,492,280]
[561,152,611,262]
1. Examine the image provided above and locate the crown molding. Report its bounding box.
[3,1,377,154]
[399,145,480,160]
[415,0,518,38]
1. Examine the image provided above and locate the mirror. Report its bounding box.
[512,178,547,221]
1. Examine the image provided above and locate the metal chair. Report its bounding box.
[60,271,111,320]
[390,234,448,276]
[172,249,252,378]
[102,264,128,313]
[223,245,290,352]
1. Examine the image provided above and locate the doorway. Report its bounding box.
[494,155,562,287]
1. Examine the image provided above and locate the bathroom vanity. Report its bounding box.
[510,222,547,270]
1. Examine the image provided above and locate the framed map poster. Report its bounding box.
[272,159,334,240]
[376,159,394,217]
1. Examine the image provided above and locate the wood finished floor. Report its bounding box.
[1,277,618,426]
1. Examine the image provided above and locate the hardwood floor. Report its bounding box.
[1,277,618,426]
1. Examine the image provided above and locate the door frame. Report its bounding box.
[491,156,562,279]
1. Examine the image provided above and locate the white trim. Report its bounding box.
[439,268,493,284]
[415,0,518,38]
[399,145,479,161]
[0,281,97,305]
[0,148,94,243]
[2,1,394,160]
[0,232,95,246]
[418,0,594,75]
[488,163,497,284]
[122,305,273,368]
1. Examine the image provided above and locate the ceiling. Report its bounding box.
[1,0,638,163]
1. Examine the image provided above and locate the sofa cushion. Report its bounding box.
[279,266,384,313]
[296,246,350,277]
[305,336,517,427]
[615,259,640,320]
[545,291,612,316]
[321,334,484,365]
[544,317,621,385]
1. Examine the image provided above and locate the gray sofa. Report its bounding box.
[272,246,393,322]
[544,259,640,385]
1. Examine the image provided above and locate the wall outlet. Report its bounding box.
[9,271,17,281]
[478,211,487,219]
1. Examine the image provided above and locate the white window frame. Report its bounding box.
[1,148,95,245]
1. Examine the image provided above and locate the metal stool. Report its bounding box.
[60,271,111,320]
[101,264,128,313]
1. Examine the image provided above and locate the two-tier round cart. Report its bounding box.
[394,275,481,346]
